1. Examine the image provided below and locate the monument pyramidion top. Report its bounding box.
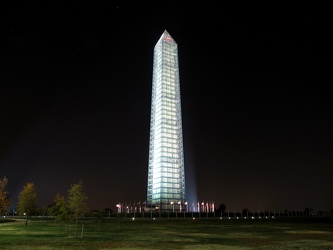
[157,30,176,44]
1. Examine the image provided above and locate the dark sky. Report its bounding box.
[2,3,332,212]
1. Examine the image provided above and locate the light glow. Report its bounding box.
[147,30,185,209]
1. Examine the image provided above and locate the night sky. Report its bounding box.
[2,3,332,212]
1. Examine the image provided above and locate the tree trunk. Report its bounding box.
[75,210,78,237]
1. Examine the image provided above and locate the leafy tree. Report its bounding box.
[68,180,88,236]
[242,208,250,217]
[103,208,113,217]
[47,202,56,214]
[17,182,38,225]
[216,203,226,213]
[49,193,71,225]
[90,209,104,229]
[0,176,10,214]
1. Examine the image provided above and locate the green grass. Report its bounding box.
[0,217,333,249]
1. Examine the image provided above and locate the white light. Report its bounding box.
[147,31,185,207]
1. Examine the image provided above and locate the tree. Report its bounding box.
[216,203,226,213]
[49,193,71,226]
[17,182,38,225]
[304,207,315,216]
[103,208,113,217]
[0,176,10,214]
[90,209,103,230]
[242,208,250,217]
[68,180,88,236]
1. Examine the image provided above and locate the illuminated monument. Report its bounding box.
[147,30,185,210]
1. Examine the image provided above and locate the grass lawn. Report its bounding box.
[0,217,333,249]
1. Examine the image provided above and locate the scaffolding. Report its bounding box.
[147,30,185,209]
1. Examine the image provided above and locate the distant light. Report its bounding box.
[219,217,222,220]
[192,217,195,220]
[252,217,255,219]
[153,218,155,220]
[132,217,135,221]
